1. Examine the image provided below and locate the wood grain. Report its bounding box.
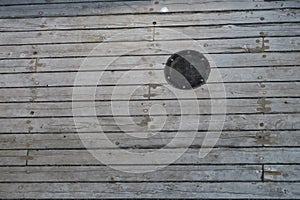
[0,1,299,199]
[1,37,300,59]
[1,23,300,45]
[25,148,300,165]
[0,98,299,118]
[0,66,299,87]
[0,130,299,150]
[0,165,262,182]
[0,113,299,133]
[0,182,299,198]
[0,9,299,31]
[0,82,298,103]
[0,0,299,18]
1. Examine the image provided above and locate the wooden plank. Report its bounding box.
[0,82,298,103]
[1,24,300,45]
[264,165,300,181]
[1,9,299,31]
[0,98,299,118]
[2,37,300,59]
[1,38,261,59]
[0,130,299,150]
[0,113,299,133]
[1,52,300,74]
[0,0,299,9]
[268,36,300,51]
[0,131,261,149]
[0,182,299,198]
[0,165,261,182]
[0,66,299,88]
[0,0,299,18]
[150,82,300,100]
[0,150,27,166]
[0,1,152,18]
[26,148,300,165]
[0,27,152,45]
[256,130,300,147]
[0,0,132,6]
[155,23,300,41]
[0,0,115,5]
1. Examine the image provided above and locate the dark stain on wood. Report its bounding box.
[137,116,152,127]
[149,83,162,89]
[265,170,283,176]
[257,98,272,113]
[255,131,273,145]
[21,156,34,161]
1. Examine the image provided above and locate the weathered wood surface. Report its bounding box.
[1,9,299,31]
[1,52,299,74]
[1,24,300,45]
[0,130,299,150]
[1,182,299,199]
[0,165,262,182]
[0,98,299,117]
[264,165,300,181]
[0,0,299,199]
[0,0,299,18]
[0,113,299,133]
[0,150,27,166]
[0,66,298,87]
[0,82,299,103]
[19,148,300,165]
[1,37,300,59]
[0,0,299,10]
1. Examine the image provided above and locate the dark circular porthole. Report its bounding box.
[164,50,210,90]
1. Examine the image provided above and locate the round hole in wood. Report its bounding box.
[164,50,210,90]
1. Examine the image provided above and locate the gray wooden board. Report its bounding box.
[2,37,300,59]
[264,165,300,181]
[0,0,299,18]
[1,52,300,74]
[26,148,300,165]
[1,23,300,45]
[0,113,299,133]
[0,98,299,117]
[0,165,262,182]
[0,82,298,103]
[155,24,300,41]
[0,0,299,10]
[0,9,299,31]
[0,150,27,166]
[0,66,299,88]
[150,82,300,100]
[0,0,125,5]
[0,182,299,198]
[0,130,299,150]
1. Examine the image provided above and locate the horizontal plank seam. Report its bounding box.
[2,146,300,151]
[1,21,300,32]
[2,111,300,119]
[2,35,300,47]
[1,163,300,167]
[1,129,299,135]
[0,96,300,104]
[2,50,300,60]
[0,80,299,89]
[0,65,300,75]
